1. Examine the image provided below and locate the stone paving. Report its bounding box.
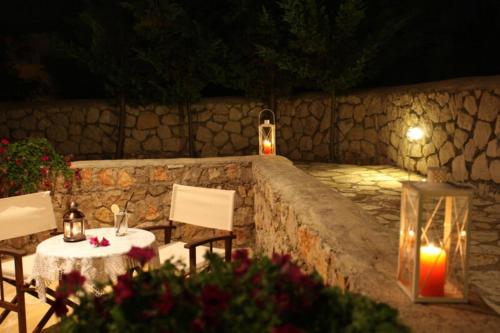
[297,162,500,314]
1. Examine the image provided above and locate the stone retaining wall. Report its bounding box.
[0,76,498,191]
[335,76,500,195]
[253,157,500,333]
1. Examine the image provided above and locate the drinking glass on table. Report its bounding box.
[114,211,130,236]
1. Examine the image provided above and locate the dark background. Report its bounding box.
[1,0,499,101]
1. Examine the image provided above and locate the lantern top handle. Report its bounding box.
[259,109,276,125]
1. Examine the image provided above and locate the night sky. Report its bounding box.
[1,0,499,101]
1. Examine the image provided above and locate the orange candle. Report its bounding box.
[419,244,447,297]
[263,140,272,155]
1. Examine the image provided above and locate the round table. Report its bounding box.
[31,228,159,300]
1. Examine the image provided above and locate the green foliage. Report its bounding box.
[126,0,224,105]
[263,0,391,94]
[0,138,73,197]
[59,250,409,333]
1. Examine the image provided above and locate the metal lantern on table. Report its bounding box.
[397,179,473,303]
[63,201,86,242]
[258,109,276,156]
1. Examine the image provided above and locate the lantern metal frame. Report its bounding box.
[63,202,86,242]
[258,109,276,156]
[397,181,473,303]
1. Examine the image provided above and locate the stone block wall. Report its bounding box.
[335,78,500,193]
[0,76,498,191]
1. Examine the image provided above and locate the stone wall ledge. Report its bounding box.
[253,157,500,333]
[71,155,284,169]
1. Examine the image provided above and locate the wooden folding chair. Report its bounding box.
[0,191,59,333]
[144,183,236,274]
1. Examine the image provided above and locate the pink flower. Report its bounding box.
[127,246,156,265]
[99,237,110,247]
[54,291,69,316]
[1,138,9,145]
[89,236,99,247]
[156,283,174,315]
[41,155,49,162]
[114,274,134,304]
[15,159,21,166]
[40,167,48,176]
[0,147,5,154]
[232,249,251,276]
[200,284,229,318]
[89,236,111,247]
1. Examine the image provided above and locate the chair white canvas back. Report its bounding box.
[0,191,57,241]
[169,184,235,231]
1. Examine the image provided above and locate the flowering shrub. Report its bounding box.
[57,248,409,333]
[0,137,74,197]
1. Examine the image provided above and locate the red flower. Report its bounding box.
[0,147,5,154]
[54,291,69,316]
[40,155,49,162]
[15,159,21,166]
[271,324,305,333]
[191,318,205,332]
[275,292,291,313]
[64,180,72,189]
[57,270,86,300]
[114,274,134,304]
[89,236,99,247]
[1,138,9,145]
[100,237,110,247]
[74,168,82,182]
[272,253,291,267]
[40,167,49,176]
[232,249,251,275]
[156,283,174,315]
[200,284,229,318]
[127,246,156,265]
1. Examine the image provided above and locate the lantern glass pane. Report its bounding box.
[398,187,419,291]
[418,195,468,299]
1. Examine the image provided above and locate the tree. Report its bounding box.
[260,0,405,161]
[58,0,154,158]
[127,0,224,157]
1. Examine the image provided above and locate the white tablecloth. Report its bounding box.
[31,228,159,300]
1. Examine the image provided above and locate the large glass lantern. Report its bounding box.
[397,180,473,303]
[258,109,276,156]
[63,202,86,242]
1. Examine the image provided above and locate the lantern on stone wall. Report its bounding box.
[397,179,473,303]
[63,202,86,242]
[258,109,276,156]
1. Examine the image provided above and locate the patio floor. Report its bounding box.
[297,162,500,315]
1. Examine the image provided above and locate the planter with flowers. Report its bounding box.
[57,249,409,333]
[0,137,74,197]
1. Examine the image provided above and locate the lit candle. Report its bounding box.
[419,244,446,297]
[72,223,82,236]
[263,139,272,155]
[64,223,71,237]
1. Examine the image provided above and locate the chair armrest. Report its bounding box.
[184,233,236,274]
[141,225,176,232]
[0,247,27,258]
[141,223,176,244]
[184,233,235,249]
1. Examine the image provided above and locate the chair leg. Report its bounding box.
[0,294,17,323]
[33,306,55,333]
[225,237,233,262]
[189,248,196,275]
[16,287,27,333]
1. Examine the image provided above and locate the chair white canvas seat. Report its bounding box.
[0,191,58,333]
[144,184,236,274]
[158,242,225,270]
[1,253,36,282]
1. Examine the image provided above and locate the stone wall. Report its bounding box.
[335,76,500,194]
[0,76,498,191]
[252,157,500,333]
[0,156,256,253]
